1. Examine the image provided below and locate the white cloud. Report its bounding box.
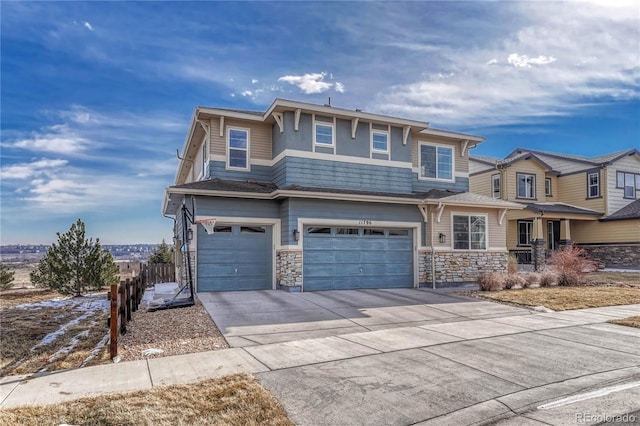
[335,82,345,93]
[278,72,333,94]
[251,78,258,84]
[83,21,94,31]
[241,90,252,97]
[1,159,68,180]
[8,124,91,154]
[486,58,498,65]
[507,53,557,68]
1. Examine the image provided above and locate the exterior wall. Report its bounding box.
[578,243,640,269]
[272,112,313,156]
[276,250,303,289]
[571,219,640,244]
[419,250,508,285]
[273,156,414,194]
[469,170,495,198]
[504,159,547,202]
[209,117,272,162]
[426,206,507,251]
[208,161,272,182]
[556,171,606,213]
[194,196,281,221]
[606,155,640,215]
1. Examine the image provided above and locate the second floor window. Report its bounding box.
[517,173,536,199]
[588,172,600,198]
[545,178,552,196]
[315,123,334,146]
[372,131,389,153]
[420,143,453,181]
[617,171,638,199]
[227,128,249,170]
[492,174,501,199]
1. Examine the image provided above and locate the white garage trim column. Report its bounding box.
[297,218,421,291]
[195,216,281,290]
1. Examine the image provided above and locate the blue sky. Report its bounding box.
[1,1,639,244]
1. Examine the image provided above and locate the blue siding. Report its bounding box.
[335,119,369,158]
[208,161,272,182]
[412,174,469,192]
[276,157,413,194]
[272,112,313,156]
[195,196,280,219]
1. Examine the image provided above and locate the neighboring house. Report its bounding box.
[470,148,640,269]
[162,98,521,292]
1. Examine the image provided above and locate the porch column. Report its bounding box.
[532,217,547,271]
[559,219,572,249]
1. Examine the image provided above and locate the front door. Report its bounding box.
[547,221,561,250]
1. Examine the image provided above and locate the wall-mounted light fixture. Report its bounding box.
[187,228,194,242]
[439,233,446,244]
[293,229,300,241]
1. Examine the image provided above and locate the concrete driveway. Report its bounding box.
[198,289,640,425]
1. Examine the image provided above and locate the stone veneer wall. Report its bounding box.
[276,250,303,290]
[419,250,508,285]
[577,244,640,269]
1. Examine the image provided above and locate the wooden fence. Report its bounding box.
[108,262,176,359]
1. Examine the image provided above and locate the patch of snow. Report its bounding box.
[142,348,164,356]
[532,305,555,313]
[81,333,110,367]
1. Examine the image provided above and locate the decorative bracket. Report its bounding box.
[403,126,411,146]
[197,120,210,138]
[351,117,359,139]
[498,208,507,225]
[436,202,445,223]
[461,139,470,157]
[273,112,284,133]
[219,116,224,137]
[294,109,301,131]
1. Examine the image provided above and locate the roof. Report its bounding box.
[170,178,277,194]
[601,199,640,221]
[524,202,602,216]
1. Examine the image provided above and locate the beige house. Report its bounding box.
[470,148,640,269]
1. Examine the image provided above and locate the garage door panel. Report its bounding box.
[303,227,413,291]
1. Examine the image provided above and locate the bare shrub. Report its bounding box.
[504,274,527,290]
[522,272,541,289]
[477,272,505,291]
[539,270,560,287]
[507,255,518,275]
[547,246,598,286]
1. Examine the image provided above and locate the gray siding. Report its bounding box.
[390,126,411,162]
[208,161,272,182]
[412,174,469,192]
[336,119,369,158]
[276,157,413,193]
[272,112,313,157]
[195,196,281,219]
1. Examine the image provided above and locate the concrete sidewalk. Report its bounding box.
[1,302,639,426]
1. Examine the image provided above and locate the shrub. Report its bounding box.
[505,273,527,290]
[522,272,541,289]
[477,272,506,291]
[539,270,560,287]
[507,254,518,275]
[547,246,598,286]
[0,263,15,291]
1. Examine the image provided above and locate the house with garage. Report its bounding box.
[469,148,640,269]
[162,98,522,292]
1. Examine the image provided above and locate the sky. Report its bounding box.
[1,1,639,245]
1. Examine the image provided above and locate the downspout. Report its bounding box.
[418,205,436,289]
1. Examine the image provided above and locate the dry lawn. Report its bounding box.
[0,289,110,376]
[480,286,640,311]
[0,373,293,426]
[586,271,640,287]
[609,316,640,328]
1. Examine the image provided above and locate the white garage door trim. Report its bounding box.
[194,216,280,290]
[297,217,421,291]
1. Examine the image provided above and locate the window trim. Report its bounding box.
[587,171,600,198]
[371,128,390,154]
[451,213,488,251]
[226,127,250,171]
[492,174,501,199]
[617,171,638,199]
[418,142,455,182]
[516,172,536,200]
[313,115,335,148]
[517,220,533,247]
[545,177,552,197]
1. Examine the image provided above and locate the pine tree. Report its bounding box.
[30,219,119,296]
[0,263,15,291]
[149,239,174,264]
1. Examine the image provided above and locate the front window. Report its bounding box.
[372,131,389,152]
[420,144,453,181]
[518,220,533,246]
[227,128,249,170]
[517,173,536,199]
[453,215,486,250]
[314,123,334,146]
[492,174,501,199]
[545,178,552,196]
[588,172,600,198]
[617,171,638,198]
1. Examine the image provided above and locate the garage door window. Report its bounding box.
[307,227,331,234]
[388,229,409,236]
[214,225,232,233]
[364,228,385,236]
[241,226,266,233]
[337,227,359,235]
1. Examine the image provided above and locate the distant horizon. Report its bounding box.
[2,1,638,244]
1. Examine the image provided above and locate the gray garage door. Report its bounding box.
[197,225,272,291]
[303,226,413,291]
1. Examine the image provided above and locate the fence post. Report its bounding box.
[119,281,126,335]
[125,279,132,321]
[109,283,118,359]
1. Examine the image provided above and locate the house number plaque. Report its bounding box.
[358,219,372,225]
